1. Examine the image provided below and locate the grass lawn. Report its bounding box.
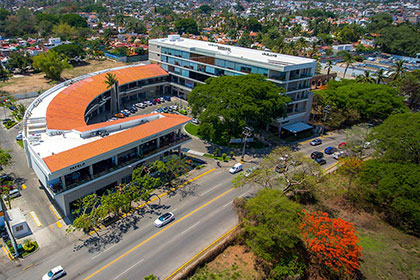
[16,140,23,148]
[185,122,199,137]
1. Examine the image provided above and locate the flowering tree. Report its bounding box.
[299,211,362,278]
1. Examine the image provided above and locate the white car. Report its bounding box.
[229,163,243,174]
[3,189,21,200]
[191,118,199,125]
[154,212,175,227]
[170,105,178,111]
[136,103,145,109]
[159,97,165,103]
[145,101,152,106]
[333,150,348,160]
[42,265,66,280]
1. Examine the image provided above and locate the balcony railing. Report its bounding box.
[48,135,191,195]
[289,73,312,80]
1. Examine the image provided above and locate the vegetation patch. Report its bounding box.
[185,122,199,137]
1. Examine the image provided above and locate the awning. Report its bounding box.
[282,122,313,133]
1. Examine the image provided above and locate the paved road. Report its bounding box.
[4,166,257,280]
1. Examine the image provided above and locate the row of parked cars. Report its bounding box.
[310,139,348,165]
[112,96,173,119]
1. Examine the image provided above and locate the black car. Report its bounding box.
[310,151,324,159]
[0,174,13,183]
[314,158,327,165]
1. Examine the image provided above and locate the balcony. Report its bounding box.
[289,73,312,81]
[49,134,192,195]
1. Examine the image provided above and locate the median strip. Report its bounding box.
[83,187,234,280]
[89,167,216,235]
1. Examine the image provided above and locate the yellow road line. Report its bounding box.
[83,187,234,280]
[49,204,62,220]
[30,211,42,227]
[322,161,340,173]
[89,168,216,235]
[165,224,239,280]
[22,184,27,190]
[2,246,13,260]
[56,221,63,228]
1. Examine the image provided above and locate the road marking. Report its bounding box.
[22,184,27,190]
[49,204,62,220]
[180,221,200,235]
[322,161,340,173]
[30,211,42,227]
[2,246,13,260]
[201,182,224,196]
[22,264,34,271]
[83,187,234,280]
[165,224,239,280]
[89,168,216,235]
[56,221,63,228]
[223,201,232,208]
[113,258,144,280]
[92,243,118,260]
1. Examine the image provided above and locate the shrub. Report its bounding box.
[222,153,227,161]
[230,151,234,158]
[216,148,220,156]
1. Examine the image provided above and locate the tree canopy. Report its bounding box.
[0,148,12,167]
[316,80,406,128]
[32,51,72,81]
[174,18,199,35]
[51,44,85,60]
[370,112,420,164]
[60,13,87,28]
[188,74,289,144]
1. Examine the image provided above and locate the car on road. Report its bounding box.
[338,142,347,149]
[310,139,322,146]
[324,147,338,155]
[310,151,324,159]
[191,118,199,125]
[3,189,21,200]
[154,212,175,227]
[314,158,327,165]
[229,163,243,174]
[42,265,66,280]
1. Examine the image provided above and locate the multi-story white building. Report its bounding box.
[23,64,191,216]
[149,35,316,134]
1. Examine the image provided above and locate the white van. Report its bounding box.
[229,163,243,174]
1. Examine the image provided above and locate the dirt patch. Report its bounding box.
[191,245,263,280]
[0,59,126,95]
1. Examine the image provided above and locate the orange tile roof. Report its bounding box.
[43,113,191,173]
[46,64,168,131]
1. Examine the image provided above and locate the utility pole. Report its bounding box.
[241,126,253,161]
[321,105,330,135]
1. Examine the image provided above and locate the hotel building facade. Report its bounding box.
[149,35,317,133]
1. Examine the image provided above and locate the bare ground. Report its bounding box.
[0,59,126,95]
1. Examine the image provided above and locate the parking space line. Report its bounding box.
[49,205,62,220]
[2,246,13,260]
[22,184,27,190]
[30,211,42,227]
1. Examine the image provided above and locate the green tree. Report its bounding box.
[339,51,355,79]
[367,12,393,33]
[391,60,405,81]
[35,13,59,25]
[125,18,147,34]
[32,51,72,81]
[344,123,372,157]
[374,24,420,57]
[175,18,199,35]
[236,189,305,278]
[198,5,212,14]
[52,44,85,60]
[318,80,406,127]
[61,13,87,28]
[356,70,375,83]
[52,23,79,40]
[6,52,32,74]
[144,275,158,280]
[188,75,290,144]
[369,112,420,164]
[392,70,420,110]
[359,160,420,236]
[0,148,12,168]
[373,68,387,84]
[246,17,262,32]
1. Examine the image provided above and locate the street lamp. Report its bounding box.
[321,105,330,135]
[241,126,253,161]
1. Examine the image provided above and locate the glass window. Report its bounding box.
[226,61,234,69]
[215,59,226,68]
[206,66,216,74]
[161,64,168,71]
[181,69,189,77]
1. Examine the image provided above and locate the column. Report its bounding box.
[61,176,66,190]
[178,129,181,139]
[89,165,94,179]
[114,155,119,166]
[178,146,181,158]
[157,137,160,149]
[136,146,140,156]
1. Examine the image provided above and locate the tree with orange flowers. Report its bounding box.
[299,210,362,279]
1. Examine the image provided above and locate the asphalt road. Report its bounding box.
[6,166,257,280]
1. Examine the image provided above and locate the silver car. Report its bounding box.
[154,212,175,227]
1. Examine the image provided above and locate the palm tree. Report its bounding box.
[105,72,119,112]
[340,51,355,79]
[309,41,318,58]
[297,37,308,55]
[356,70,375,83]
[373,68,386,84]
[324,60,333,79]
[391,60,404,81]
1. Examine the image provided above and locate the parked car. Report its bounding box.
[191,118,199,125]
[333,150,348,160]
[3,189,21,200]
[130,105,137,111]
[244,166,257,177]
[151,100,157,105]
[154,98,161,104]
[324,147,338,155]
[164,96,171,101]
[129,108,136,114]
[338,142,347,149]
[154,212,175,228]
[0,174,13,183]
[42,265,66,280]
[16,131,23,141]
[162,107,169,113]
[310,151,324,159]
[145,101,152,106]
[179,109,187,115]
[170,105,178,111]
[229,163,243,174]
[310,139,322,146]
[314,158,327,165]
[159,97,165,103]
[135,103,145,109]
[114,113,125,118]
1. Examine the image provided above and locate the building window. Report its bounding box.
[16,225,24,232]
